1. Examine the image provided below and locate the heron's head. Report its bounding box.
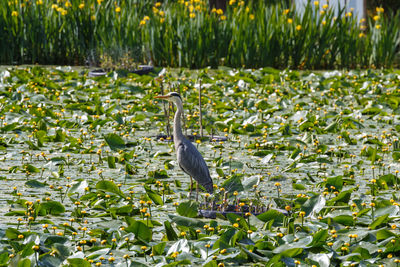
[154,92,182,104]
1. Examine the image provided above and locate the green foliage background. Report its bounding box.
[1,0,399,68]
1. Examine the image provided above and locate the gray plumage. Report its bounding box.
[155,92,213,194]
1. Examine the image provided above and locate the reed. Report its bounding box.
[1,0,399,69]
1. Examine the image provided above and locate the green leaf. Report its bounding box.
[308,229,329,248]
[5,228,20,239]
[125,220,152,242]
[176,200,198,218]
[257,209,284,223]
[107,156,116,168]
[152,242,166,256]
[376,229,396,240]
[25,140,39,150]
[280,248,303,257]
[164,221,178,241]
[144,185,163,205]
[203,260,218,267]
[369,214,389,230]
[25,180,46,188]
[216,168,225,177]
[35,130,47,147]
[292,183,306,190]
[327,189,352,206]
[23,164,40,173]
[332,215,354,226]
[104,133,125,151]
[96,180,125,198]
[326,176,343,191]
[38,201,65,215]
[17,258,31,267]
[168,215,205,228]
[67,258,91,267]
[220,175,244,193]
[302,195,325,216]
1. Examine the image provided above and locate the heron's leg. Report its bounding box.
[196,182,199,202]
[189,176,193,198]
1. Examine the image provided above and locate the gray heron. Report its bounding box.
[155,92,214,200]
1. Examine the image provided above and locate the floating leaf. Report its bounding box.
[96,180,125,198]
[38,201,65,215]
[176,200,198,218]
[104,133,125,151]
[144,185,163,205]
[125,220,152,242]
[67,258,91,267]
[220,175,244,193]
[25,180,46,188]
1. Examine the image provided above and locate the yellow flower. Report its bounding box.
[375,24,381,29]
[322,20,326,25]
[155,2,162,7]
[314,1,319,6]
[283,9,290,15]
[233,223,239,228]
[37,0,43,5]
[322,4,328,9]
[287,18,293,24]
[216,9,223,15]
[11,11,18,17]
[159,10,165,16]
[358,33,365,38]
[144,16,150,21]
[211,8,217,13]
[249,14,255,20]
[115,6,121,13]
[229,0,235,5]
[220,15,226,21]
[376,7,384,13]
[97,0,103,5]
[296,25,302,31]
[65,1,71,8]
[91,15,96,21]
[190,12,195,18]
[79,3,84,9]
[373,15,379,21]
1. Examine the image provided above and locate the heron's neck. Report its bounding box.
[173,101,184,142]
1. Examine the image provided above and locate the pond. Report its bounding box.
[0,66,399,266]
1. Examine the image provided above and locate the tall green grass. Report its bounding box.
[1,0,399,69]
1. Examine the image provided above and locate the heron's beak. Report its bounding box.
[154,95,170,99]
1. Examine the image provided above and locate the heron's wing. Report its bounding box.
[176,141,212,184]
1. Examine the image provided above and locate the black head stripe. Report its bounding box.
[170,92,182,99]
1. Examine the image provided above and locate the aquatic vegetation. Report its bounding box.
[0,66,399,265]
